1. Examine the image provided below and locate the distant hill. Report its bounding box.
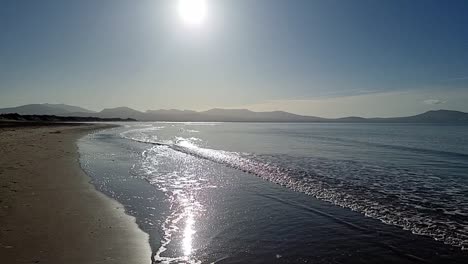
[369,110,468,123]
[65,107,325,122]
[1,104,467,123]
[0,113,135,122]
[198,108,325,122]
[42,103,95,113]
[91,108,467,123]
[0,103,95,115]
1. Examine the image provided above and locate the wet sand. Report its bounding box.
[0,123,151,264]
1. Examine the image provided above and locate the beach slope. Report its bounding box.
[0,123,151,264]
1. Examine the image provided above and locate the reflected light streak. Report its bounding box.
[182,208,196,257]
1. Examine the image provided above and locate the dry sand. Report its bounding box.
[0,123,151,264]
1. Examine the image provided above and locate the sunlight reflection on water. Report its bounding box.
[183,208,195,256]
[140,142,206,264]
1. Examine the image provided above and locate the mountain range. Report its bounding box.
[1,103,467,123]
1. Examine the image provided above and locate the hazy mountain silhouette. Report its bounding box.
[42,103,96,113]
[199,108,325,122]
[1,104,467,123]
[369,110,468,123]
[0,103,95,115]
[0,113,135,122]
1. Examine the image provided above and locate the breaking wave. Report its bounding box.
[122,128,468,251]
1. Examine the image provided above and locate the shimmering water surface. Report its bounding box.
[79,123,468,263]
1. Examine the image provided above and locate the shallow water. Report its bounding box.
[79,122,468,263]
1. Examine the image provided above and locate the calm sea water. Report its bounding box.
[79,123,468,263]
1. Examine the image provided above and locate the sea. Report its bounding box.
[78,122,468,264]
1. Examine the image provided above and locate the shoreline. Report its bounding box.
[0,123,151,264]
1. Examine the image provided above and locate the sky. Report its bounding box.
[1,0,468,117]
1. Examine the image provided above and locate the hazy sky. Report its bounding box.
[1,0,468,117]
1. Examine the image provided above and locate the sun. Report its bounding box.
[178,0,207,26]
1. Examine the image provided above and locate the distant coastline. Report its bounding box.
[1,103,468,123]
[0,113,136,122]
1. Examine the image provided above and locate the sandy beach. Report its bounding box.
[0,123,151,264]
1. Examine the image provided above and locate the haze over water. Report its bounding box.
[79,122,468,263]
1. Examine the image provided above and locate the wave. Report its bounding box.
[123,132,468,251]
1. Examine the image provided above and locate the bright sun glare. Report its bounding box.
[178,0,207,26]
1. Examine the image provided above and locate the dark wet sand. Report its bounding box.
[0,122,151,264]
